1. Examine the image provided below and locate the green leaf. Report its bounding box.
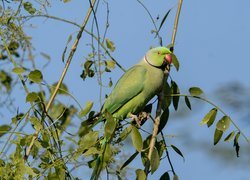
[30,117,43,131]
[118,125,132,142]
[158,108,169,134]
[0,125,11,137]
[150,147,160,174]
[162,82,171,110]
[131,126,143,152]
[157,9,171,34]
[200,108,217,127]
[104,112,116,139]
[184,96,191,110]
[120,151,139,171]
[216,116,230,132]
[214,128,223,145]
[51,82,69,95]
[106,60,116,69]
[103,143,112,163]
[12,67,25,74]
[172,53,179,71]
[23,2,36,14]
[78,131,99,150]
[171,80,180,111]
[160,172,170,180]
[28,69,43,83]
[174,174,179,180]
[106,38,115,52]
[135,169,146,180]
[189,87,203,96]
[224,131,235,142]
[171,145,184,160]
[79,101,93,117]
[26,92,39,103]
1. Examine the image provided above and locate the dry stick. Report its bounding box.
[24,0,97,159]
[146,0,183,174]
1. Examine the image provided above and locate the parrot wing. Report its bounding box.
[102,65,147,114]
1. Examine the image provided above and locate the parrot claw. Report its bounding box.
[130,114,141,127]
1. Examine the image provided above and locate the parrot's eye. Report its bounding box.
[157,51,161,55]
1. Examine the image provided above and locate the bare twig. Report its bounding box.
[25,0,97,159]
[146,0,183,174]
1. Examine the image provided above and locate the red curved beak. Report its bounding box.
[164,54,172,64]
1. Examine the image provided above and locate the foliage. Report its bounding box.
[0,0,248,179]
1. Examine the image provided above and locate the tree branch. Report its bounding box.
[24,0,97,160]
[146,0,183,175]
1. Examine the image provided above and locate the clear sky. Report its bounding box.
[12,0,250,179]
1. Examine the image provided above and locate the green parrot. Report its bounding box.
[89,46,173,180]
[100,46,173,123]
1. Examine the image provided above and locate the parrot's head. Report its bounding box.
[145,47,172,70]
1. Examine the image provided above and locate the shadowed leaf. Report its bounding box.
[160,172,170,180]
[120,151,139,171]
[26,92,39,103]
[184,96,191,110]
[171,145,184,161]
[171,80,180,111]
[234,132,240,157]
[104,112,116,139]
[0,125,11,137]
[150,147,160,174]
[131,126,143,152]
[158,108,169,134]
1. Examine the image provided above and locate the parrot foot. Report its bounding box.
[131,112,150,127]
[130,114,141,127]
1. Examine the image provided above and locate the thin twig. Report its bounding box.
[25,0,97,159]
[146,0,183,174]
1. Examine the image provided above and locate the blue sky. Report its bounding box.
[8,0,250,179]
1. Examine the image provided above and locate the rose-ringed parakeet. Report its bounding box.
[89,46,173,180]
[87,46,173,126]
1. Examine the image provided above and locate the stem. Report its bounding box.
[146,0,183,174]
[25,0,97,159]
[172,94,250,144]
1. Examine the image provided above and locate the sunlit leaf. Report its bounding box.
[79,101,93,117]
[12,67,25,74]
[106,38,115,52]
[200,108,217,127]
[214,128,223,145]
[26,92,39,103]
[28,69,43,83]
[106,60,116,69]
[184,96,191,110]
[103,143,112,163]
[135,169,146,180]
[172,53,179,71]
[160,172,170,180]
[189,87,203,96]
[224,131,235,142]
[216,116,231,132]
[150,147,160,174]
[0,125,11,137]
[131,126,143,152]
